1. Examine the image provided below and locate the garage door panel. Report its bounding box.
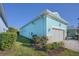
[52,28,64,42]
[59,30,64,41]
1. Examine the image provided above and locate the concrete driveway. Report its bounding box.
[64,40,79,52]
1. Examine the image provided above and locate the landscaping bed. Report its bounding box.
[0,41,79,56]
[0,35,79,56]
[48,47,65,56]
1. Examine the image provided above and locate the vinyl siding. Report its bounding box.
[46,15,67,43]
[20,15,46,39]
[0,16,8,33]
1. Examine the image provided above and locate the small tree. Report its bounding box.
[7,27,18,32]
[7,27,19,36]
[0,32,17,50]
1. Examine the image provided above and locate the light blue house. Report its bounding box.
[20,9,68,43]
[0,4,8,33]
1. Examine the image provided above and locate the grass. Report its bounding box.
[64,48,79,56]
[12,42,48,56]
[0,42,79,56]
[6,35,48,56]
[13,42,79,56]
[0,35,79,56]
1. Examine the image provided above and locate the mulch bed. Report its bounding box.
[48,47,65,56]
[0,49,15,56]
[0,47,65,56]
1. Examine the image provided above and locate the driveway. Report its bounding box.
[64,40,79,52]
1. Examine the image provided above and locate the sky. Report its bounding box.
[3,3,79,29]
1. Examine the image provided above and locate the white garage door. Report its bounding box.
[53,28,64,42]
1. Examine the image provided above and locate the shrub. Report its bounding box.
[45,44,53,49]
[52,42,59,49]
[7,27,18,33]
[58,41,64,48]
[32,35,41,44]
[32,35,48,44]
[45,42,64,50]
[45,42,59,50]
[34,43,42,49]
[41,36,48,45]
[32,35,48,50]
[0,32,17,50]
[32,35,64,50]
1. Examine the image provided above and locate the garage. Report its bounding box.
[53,28,64,42]
[20,9,67,44]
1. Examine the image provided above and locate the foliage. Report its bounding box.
[32,35,64,50]
[41,36,48,44]
[0,38,79,56]
[34,43,43,49]
[32,35,41,44]
[52,42,59,49]
[7,27,19,34]
[45,42,64,50]
[45,42,58,50]
[64,48,79,56]
[32,35,48,50]
[45,44,53,49]
[58,41,64,48]
[0,32,17,50]
[17,35,30,43]
[12,42,48,56]
[0,42,79,56]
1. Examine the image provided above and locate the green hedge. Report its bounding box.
[32,35,48,49]
[0,32,17,50]
[45,42,64,50]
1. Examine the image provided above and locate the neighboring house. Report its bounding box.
[0,4,8,33]
[67,28,79,40]
[20,9,68,43]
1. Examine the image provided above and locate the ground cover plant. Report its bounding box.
[0,33,79,56]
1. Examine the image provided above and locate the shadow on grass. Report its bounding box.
[17,35,32,47]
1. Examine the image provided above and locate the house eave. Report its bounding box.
[20,15,43,30]
[20,9,68,30]
[0,4,8,27]
[42,9,68,25]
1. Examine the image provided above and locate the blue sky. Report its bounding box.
[3,3,79,29]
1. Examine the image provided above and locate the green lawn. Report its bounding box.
[12,42,48,56]
[64,48,79,56]
[0,41,79,56]
[0,42,47,56]
[8,42,79,56]
[6,35,48,56]
[0,35,79,56]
